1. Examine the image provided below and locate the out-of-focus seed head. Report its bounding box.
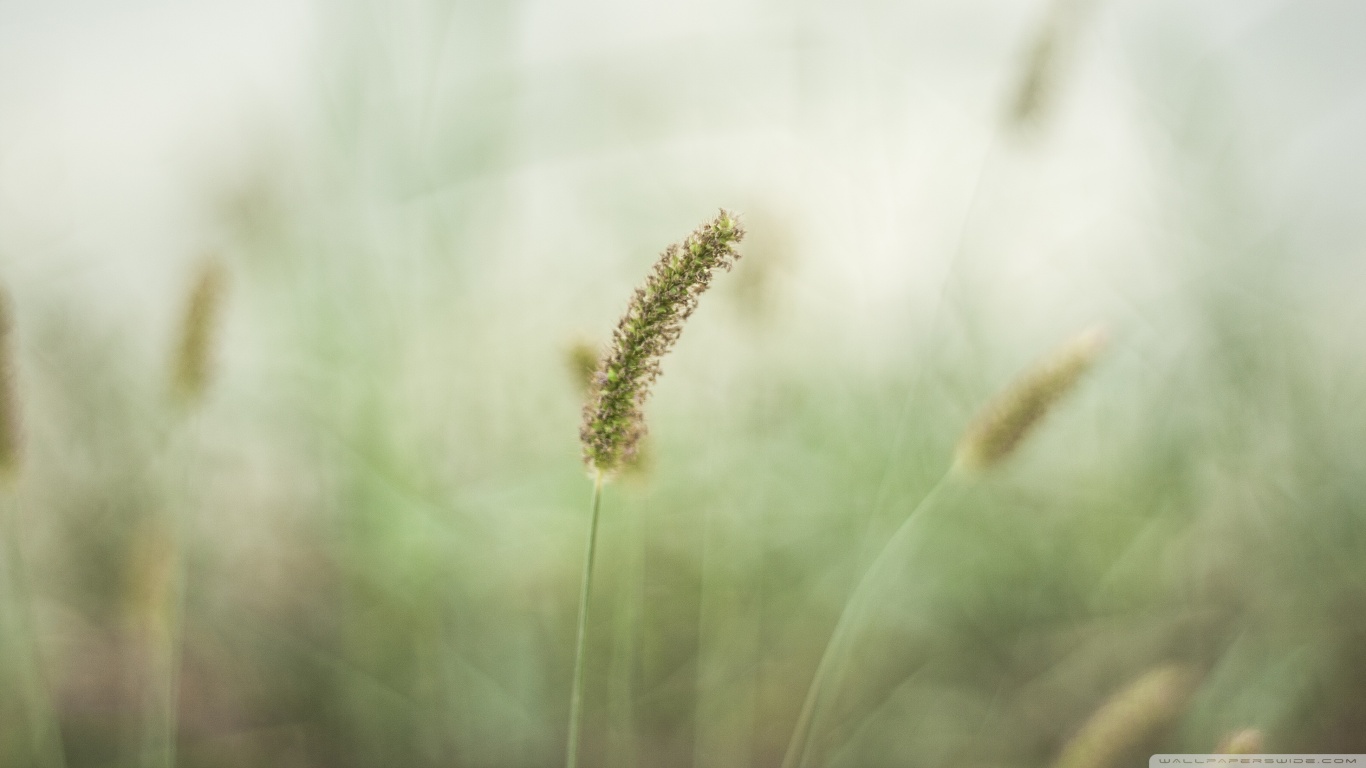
[1005,0,1094,131]
[1053,663,1199,768]
[955,326,1108,472]
[171,257,229,406]
[566,338,601,395]
[580,210,745,475]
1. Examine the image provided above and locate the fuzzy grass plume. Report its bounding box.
[579,210,745,474]
[566,338,651,478]
[955,326,1107,471]
[1052,664,1198,768]
[170,257,229,405]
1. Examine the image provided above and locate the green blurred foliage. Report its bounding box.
[3,0,1366,766]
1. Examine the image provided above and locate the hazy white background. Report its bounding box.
[4,0,1362,324]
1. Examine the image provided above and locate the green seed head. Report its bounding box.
[580,210,745,475]
[955,325,1107,472]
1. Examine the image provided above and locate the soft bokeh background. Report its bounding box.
[3,0,1366,765]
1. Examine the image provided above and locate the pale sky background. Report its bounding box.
[1,0,1363,349]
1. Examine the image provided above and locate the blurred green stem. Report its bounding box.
[143,526,184,768]
[781,473,951,768]
[566,470,604,768]
[140,419,195,768]
[1,487,69,768]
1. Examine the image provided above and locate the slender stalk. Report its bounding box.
[131,411,200,768]
[607,488,642,767]
[139,539,182,768]
[566,471,605,768]
[781,474,951,768]
[144,438,190,768]
[0,489,68,768]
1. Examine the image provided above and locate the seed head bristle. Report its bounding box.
[0,290,21,482]
[1215,729,1263,755]
[955,325,1108,472]
[580,210,745,475]
[171,257,229,405]
[1052,663,1198,768]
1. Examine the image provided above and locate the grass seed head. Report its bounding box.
[171,257,229,405]
[955,325,1108,472]
[1006,0,1092,130]
[1052,663,1199,768]
[580,210,745,475]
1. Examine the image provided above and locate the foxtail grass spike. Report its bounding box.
[0,290,22,482]
[1052,664,1198,768]
[170,257,229,404]
[955,326,1107,472]
[1216,729,1263,755]
[579,210,745,475]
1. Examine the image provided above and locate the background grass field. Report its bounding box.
[3,0,1366,765]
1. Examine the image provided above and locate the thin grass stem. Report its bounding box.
[607,489,641,767]
[1,489,69,768]
[566,470,605,768]
[781,473,951,768]
[144,429,192,768]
